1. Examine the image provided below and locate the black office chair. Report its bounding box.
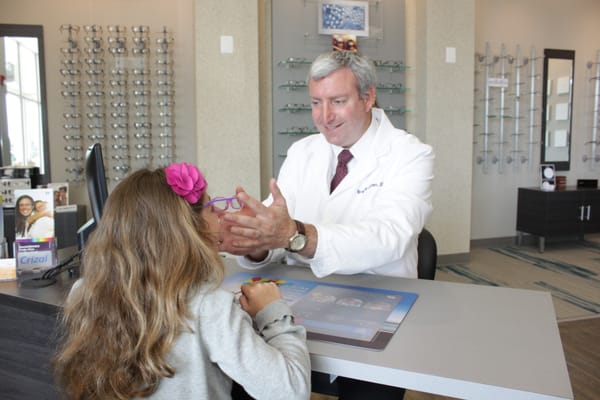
[417,228,437,280]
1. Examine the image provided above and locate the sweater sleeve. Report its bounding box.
[198,289,311,400]
[236,248,286,270]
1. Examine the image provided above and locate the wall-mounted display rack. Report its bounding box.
[474,42,541,174]
[130,25,152,172]
[274,58,408,127]
[271,0,408,176]
[583,49,600,169]
[58,24,176,185]
[59,24,85,183]
[155,27,176,166]
[106,24,129,182]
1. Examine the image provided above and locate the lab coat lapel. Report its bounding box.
[307,141,334,196]
[331,152,377,196]
[330,112,393,197]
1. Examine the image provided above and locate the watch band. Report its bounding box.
[286,220,307,252]
[294,219,306,236]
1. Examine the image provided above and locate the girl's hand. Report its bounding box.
[238,282,282,318]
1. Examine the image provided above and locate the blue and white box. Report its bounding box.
[15,238,57,276]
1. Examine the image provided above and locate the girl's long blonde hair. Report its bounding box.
[53,167,224,399]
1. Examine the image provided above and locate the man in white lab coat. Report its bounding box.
[221,51,434,279]
[222,50,434,400]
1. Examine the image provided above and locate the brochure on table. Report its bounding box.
[222,272,418,350]
[13,188,57,276]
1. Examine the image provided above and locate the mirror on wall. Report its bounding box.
[0,24,50,182]
[541,49,575,171]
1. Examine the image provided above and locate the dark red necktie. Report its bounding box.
[330,149,353,193]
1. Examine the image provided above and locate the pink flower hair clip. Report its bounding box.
[165,162,207,204]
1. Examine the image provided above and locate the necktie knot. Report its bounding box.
[330,150,353,193]
[338,149,353,165]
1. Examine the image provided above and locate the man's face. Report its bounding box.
[309,67,374,148]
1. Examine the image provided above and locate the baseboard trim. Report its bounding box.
[470,236,519,248]
[438,236,520,265]
[438,252,470,264]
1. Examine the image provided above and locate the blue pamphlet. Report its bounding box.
[222,272,418,350]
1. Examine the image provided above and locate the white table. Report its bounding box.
[224,259,573,400]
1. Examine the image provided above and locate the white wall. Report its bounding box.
[195,0,263,200]
[405,0,475,256]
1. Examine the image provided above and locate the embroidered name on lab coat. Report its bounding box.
[356,181,383,194]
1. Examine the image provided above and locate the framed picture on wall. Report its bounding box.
[318,0,369,37]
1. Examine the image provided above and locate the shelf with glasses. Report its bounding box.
[376,83,409,94]
[473,43,543,173]
[485,114,519,119]
[279,103,311,113]
[277,57,311,68]
[278,80,308,90]
[583,51,600,168]
[278,127,319,136]
[380,106,410,114]
[373,60,410,72]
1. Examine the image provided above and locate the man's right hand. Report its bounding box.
[219,178,297,256]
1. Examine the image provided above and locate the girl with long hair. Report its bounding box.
[53,163,310,400]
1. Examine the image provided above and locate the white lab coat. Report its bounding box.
[239,108,434,278]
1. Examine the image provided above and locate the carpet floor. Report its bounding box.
[436,237,600,321]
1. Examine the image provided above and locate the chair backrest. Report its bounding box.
[417,229,437,280]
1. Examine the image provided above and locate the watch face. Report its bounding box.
[290,234,307,251]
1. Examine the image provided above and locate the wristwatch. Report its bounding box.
[286,220,307,252]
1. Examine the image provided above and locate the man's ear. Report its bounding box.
[365,85,376,111]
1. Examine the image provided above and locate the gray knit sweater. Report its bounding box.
[141,285,311,400]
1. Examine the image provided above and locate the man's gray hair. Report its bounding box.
[308,51,377,99]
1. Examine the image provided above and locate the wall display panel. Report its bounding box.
[583,49,600,169]
[473,43,543,174]
[272,0,407,177]
[58,24,175,185]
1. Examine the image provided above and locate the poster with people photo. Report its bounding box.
[47,182,69,208]
[14,188,55,240]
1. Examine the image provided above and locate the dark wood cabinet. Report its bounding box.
[516,187,600,251]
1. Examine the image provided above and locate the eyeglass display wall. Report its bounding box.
[272,0,408,177]
[59,24,175,184]
[473,42,543,174]
[584,49,600,169]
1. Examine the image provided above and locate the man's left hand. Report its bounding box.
[219,178,296,255]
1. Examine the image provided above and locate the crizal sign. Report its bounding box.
[15,239,57,275]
